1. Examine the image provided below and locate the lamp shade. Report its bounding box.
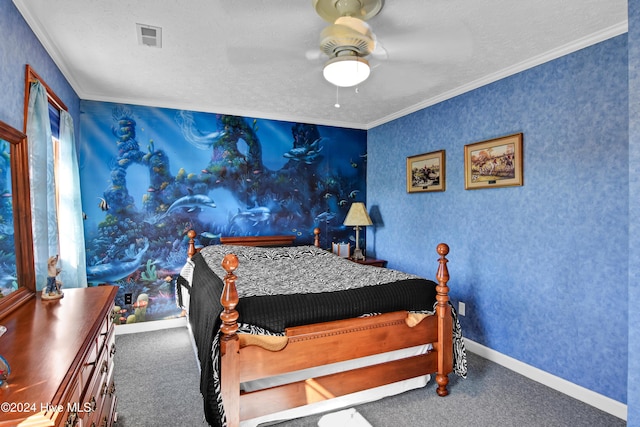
[343,202,373,226]
[323,56,370,87]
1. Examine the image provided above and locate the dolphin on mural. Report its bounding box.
[175,110,227,150]
[283,138,324,164]
[165,193,217,215]
[314,211,336,223]
[0,222,14,236]
[0,269,17,292]
[230,203,271,226]
[86,239,149,284]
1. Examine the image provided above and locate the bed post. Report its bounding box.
[187,230,197,258]
[435,243,452,397]
[220,254,240,427]
[313,227,321,248]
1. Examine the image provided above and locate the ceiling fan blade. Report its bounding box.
[369,38,388,61]
[305,48,324,61]
[227,45,307,67]
[377,24,474,64]
[362,62,445,98]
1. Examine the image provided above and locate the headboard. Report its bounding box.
[186,228,321,258]
[219,235,297,247]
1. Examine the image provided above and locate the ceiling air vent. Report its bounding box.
[136,23,162,48]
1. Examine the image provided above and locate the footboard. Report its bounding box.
[217,244,452,426]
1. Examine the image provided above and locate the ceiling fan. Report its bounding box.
[312,0,385,87]
[310,0,475,94]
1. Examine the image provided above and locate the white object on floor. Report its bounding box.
[318,408,372,427]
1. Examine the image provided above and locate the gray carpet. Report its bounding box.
[114,327,625,427]
[114,327,205,426]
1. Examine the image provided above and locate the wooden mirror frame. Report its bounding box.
[0,120,35,319]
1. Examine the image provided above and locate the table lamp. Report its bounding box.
[343,202,373,260]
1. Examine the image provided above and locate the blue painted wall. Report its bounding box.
[627,0,639,424]
[368,35,629,404]
[0,0,79,134]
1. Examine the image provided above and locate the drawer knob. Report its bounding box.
[108,381,116,397]
[65,410,78,427]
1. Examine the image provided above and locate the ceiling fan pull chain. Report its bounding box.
[335,86,341,108]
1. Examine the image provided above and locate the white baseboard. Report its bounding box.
[115,316,187,335]
[464,339,627,421]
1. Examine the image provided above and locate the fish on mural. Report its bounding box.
[86,239,149,284]
[98,197,110,211]
[175,110,227,150]
[230,203,271,226]
[165,193,217,215]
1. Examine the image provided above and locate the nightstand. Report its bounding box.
[350,258,387,267]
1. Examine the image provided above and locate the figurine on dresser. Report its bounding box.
[42,254,63,300]
[0,354,10,389]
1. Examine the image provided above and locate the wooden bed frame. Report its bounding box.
[185,229,452,427]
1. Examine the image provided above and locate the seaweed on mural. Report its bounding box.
[85,106,366,320]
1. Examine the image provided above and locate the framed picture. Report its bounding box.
[406,150,446,193]
[464,133,523,190]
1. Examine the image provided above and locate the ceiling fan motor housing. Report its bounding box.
[320,16,376,57]
[313,0,384,23]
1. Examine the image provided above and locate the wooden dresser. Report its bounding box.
[0,286,118,427]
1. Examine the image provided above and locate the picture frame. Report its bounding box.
[464,133,523,190]
[406,150,446,193]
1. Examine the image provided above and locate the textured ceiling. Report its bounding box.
[13,0,627,129]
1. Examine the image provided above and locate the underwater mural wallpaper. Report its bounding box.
[0,138,17,299]
[78,101,367,323]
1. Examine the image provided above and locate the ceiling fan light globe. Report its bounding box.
[323,56,370,87]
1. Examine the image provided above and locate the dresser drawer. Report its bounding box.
[80,326,115,426]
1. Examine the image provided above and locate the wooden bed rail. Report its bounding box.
[186,227,322,258]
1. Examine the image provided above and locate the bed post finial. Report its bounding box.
[187,230,197,258]
[313,227,321,248]
[435,243,452,397]
[220,254,240,340]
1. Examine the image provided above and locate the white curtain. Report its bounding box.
[57,110,87,287]
[27,81,57,289]
[26,81,86,289]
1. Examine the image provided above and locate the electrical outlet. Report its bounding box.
[458,302,466,316]
[124,293,133,305]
